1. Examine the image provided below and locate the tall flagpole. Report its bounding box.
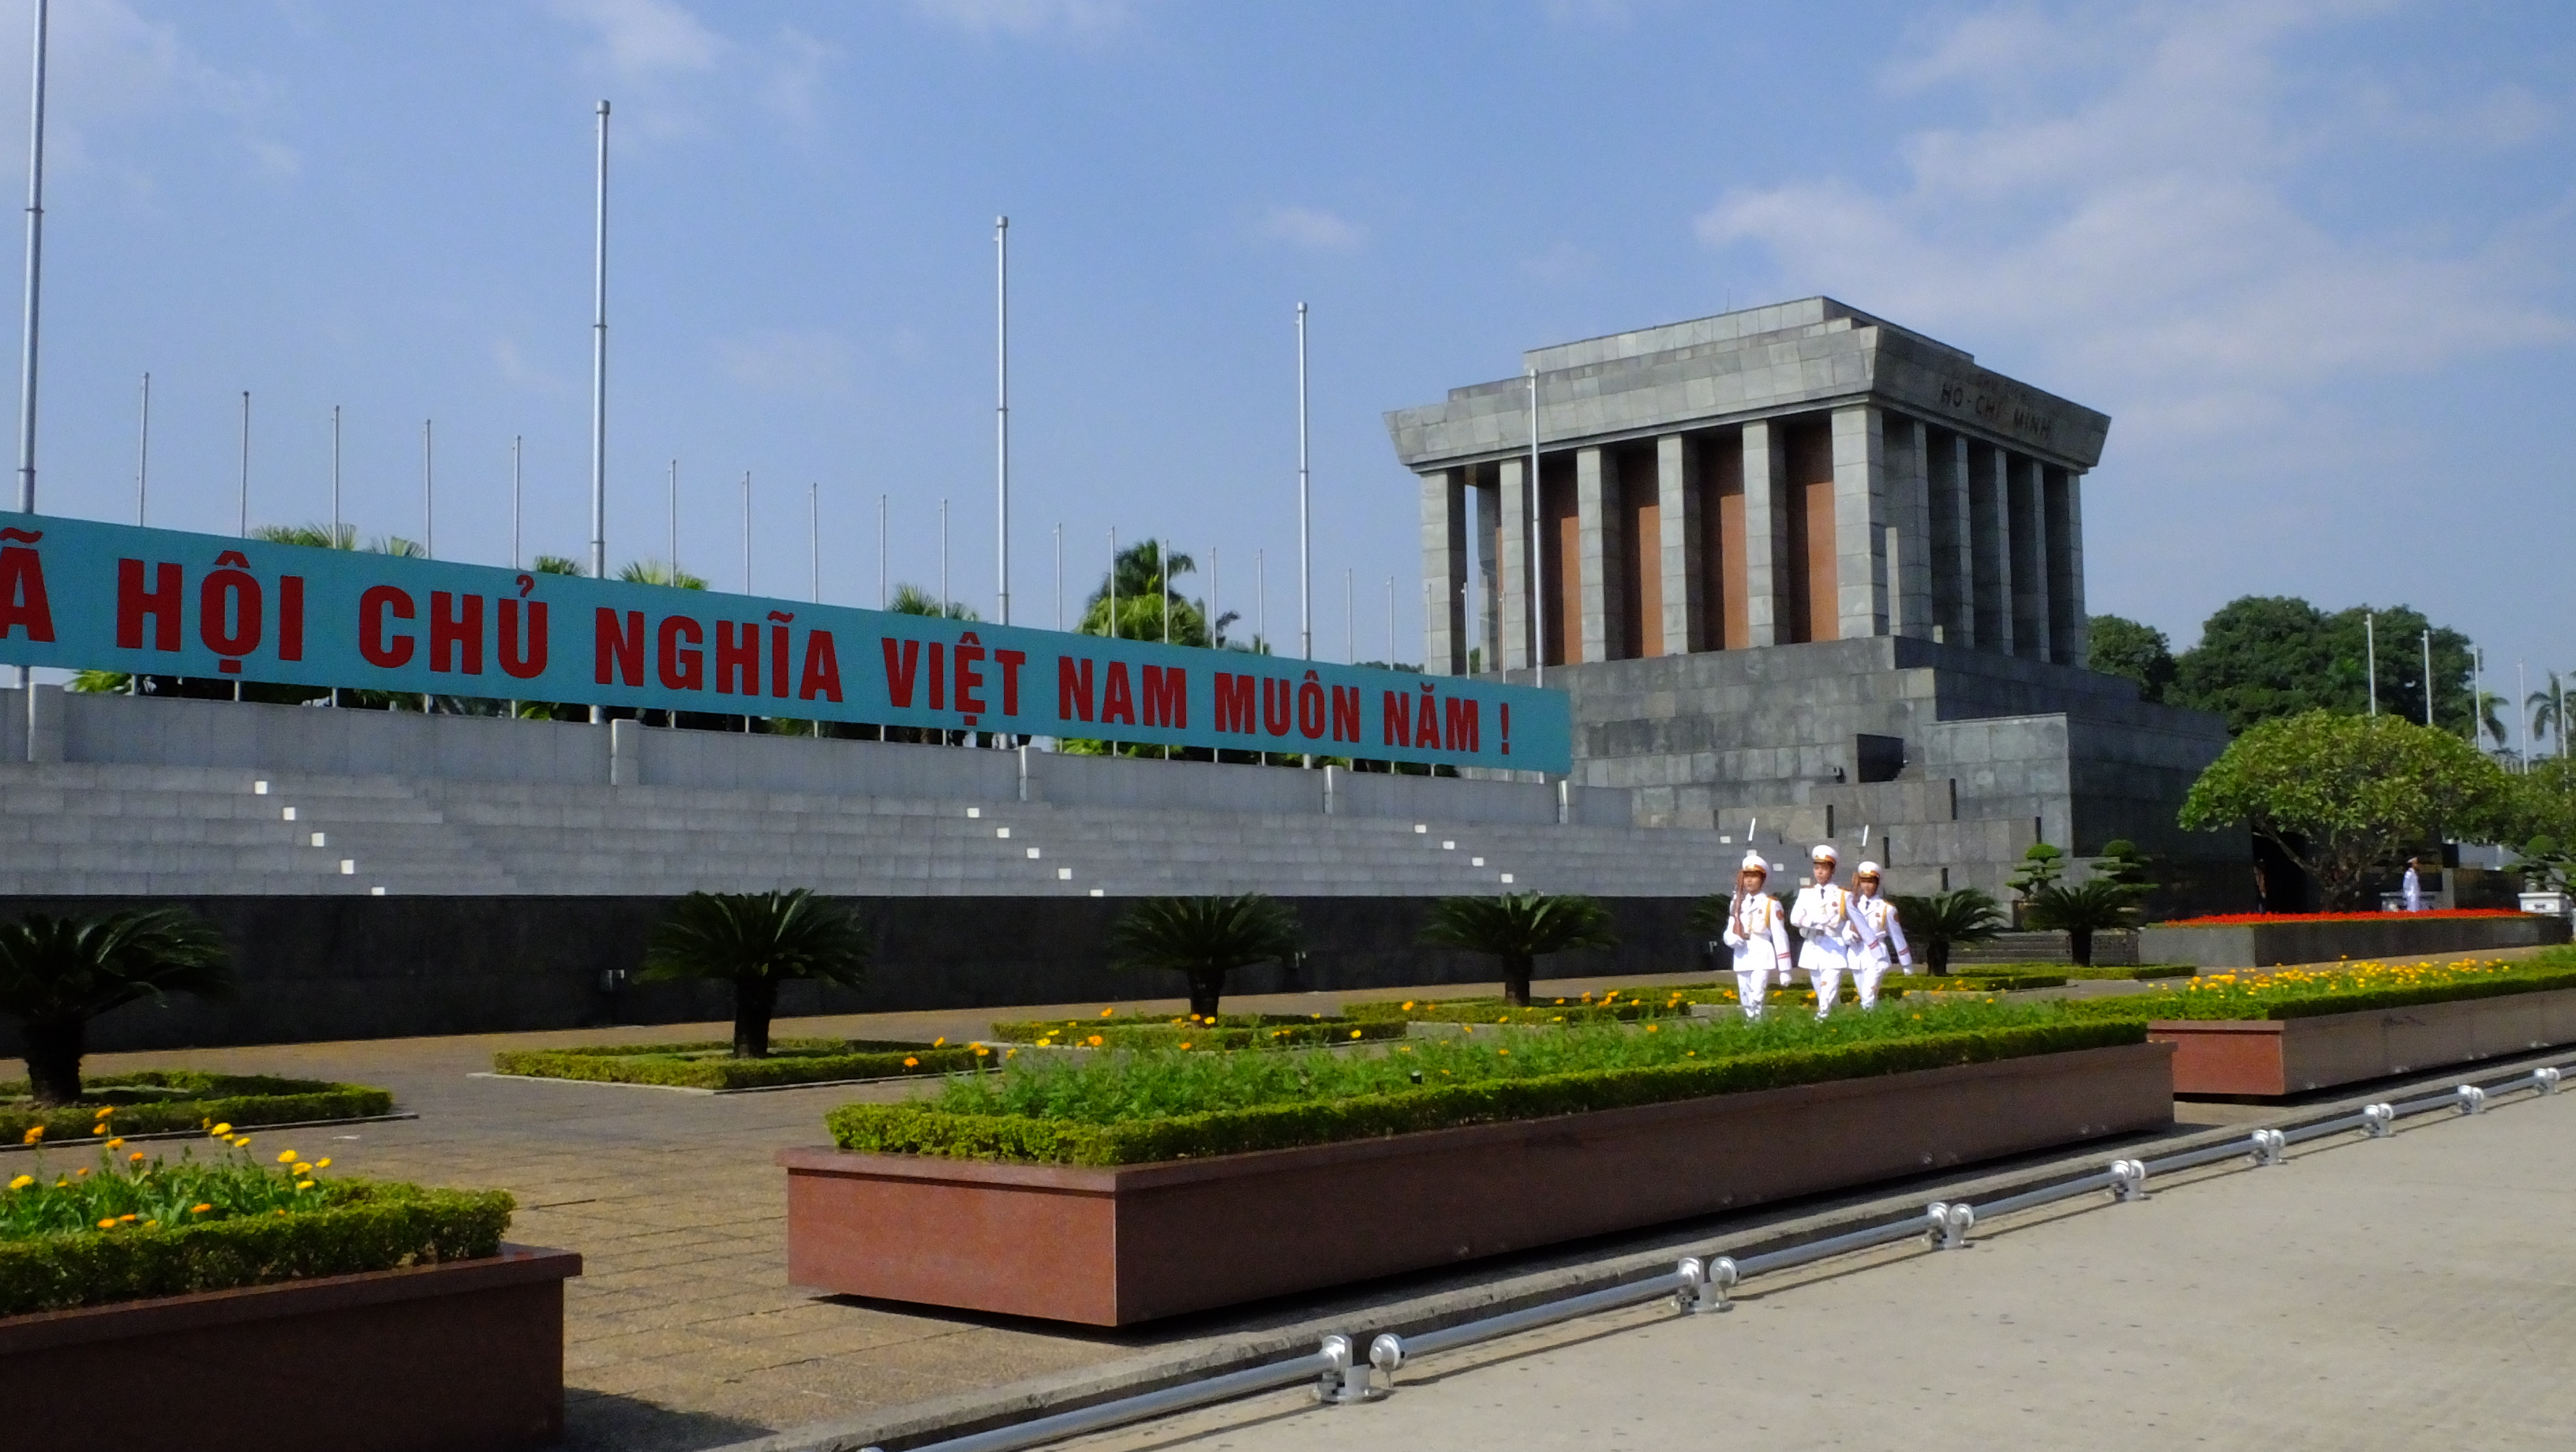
[587,99,610,724]
[11,0,40,716]
[511,436,523,570]
[237,393,251,536]
[808,481,819,604]
[135,374,149,525]
[1527,366,1543,689]
[328,405,341,546]
[1297,308,1316,765]
[421,420,434,559]
[995,215,1010,625]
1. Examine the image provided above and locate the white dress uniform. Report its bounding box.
[1848,864,1912,1010]
[1789,847,1860,1020]
[1719,856,1792,1020]
[2402,864,2424,913]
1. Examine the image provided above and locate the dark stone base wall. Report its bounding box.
[0,894,1717,1055]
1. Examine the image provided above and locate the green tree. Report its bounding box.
[1106,894,1301,1019]
[2517,835,2570,894]
[2005,843,2065,906]
[534,555,584,576]
[2511,758,2576,845]
[619,559,709,590]
[889,582,979,621]
[2087,615,2176,703]
[251,522,361,550]
[1076,539,1231,646]
[2022,879,2140,967]
[2179,712,2514,909]
[2526,672,2568,760]
[1417,893,1619,1007]
[638,890,871,1058]
[2171,597,2473,736]
[1884,889,2006,976]
[0,909,232,1106]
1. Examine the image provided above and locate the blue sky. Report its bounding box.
[9,0,2574,698]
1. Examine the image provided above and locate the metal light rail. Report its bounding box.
[864,1057,2569,1452]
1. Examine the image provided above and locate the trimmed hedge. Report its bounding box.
[991,1016,1408,1051]
[826,1020,2146,1166]
[0,1072,394,1145]
[2068,965,2576,1023]
[491,1039,983,1090]
[1346,996,1690,1025]
[0,1181,514,1318]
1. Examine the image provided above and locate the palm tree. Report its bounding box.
[1107,894,1301,1019]
[638,890,871,1058]
[1884,889,2006,976]
[2531,672,2569,761]
[0,909,232,1106]
[889,582,979,621]
[618,559,709,590]
[2021,878,2144,967]
[1076,540,1232,646]
[1418,893,1619,1006]
[251,522,361,550]
[2477,690,2510,754]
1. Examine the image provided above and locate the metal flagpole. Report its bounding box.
[808,481,818,604]
[1163,541,1171,758]
[2364,611,2376,716]
[1256,548,1266,651]
[1107,528,1118,639]
[877,493,887,608]
[1054,523,1063,631]
[1210,548,1219,648]
[1343,568,1353,664]
[740,471,751,593]
[328,406,340,547]
[10,0,39,717]
[238,392,251,537]
[1297,302,1310,660]
[511,436,523,570]
[1386,575,1395,664]
[2473,648,2484,748]
[2518,661,2528,770]
[1527,367,1542,689]
[135,375,149,525]
[2421,630,2433,728]
[420,420,432,559]
[666,459,677,582]
[995,215,1009,625]
[587,99,609,725]
[938,497,949,616]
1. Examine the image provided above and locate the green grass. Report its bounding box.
[491,1038,983,1090]
[1345,994,1694,1024]
[2064,956,2576,1023]
[990,1015,1409,1051]
[828,997,2143,1165]
[0,1071,395,1146]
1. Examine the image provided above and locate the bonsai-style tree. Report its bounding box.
[0,908,232,1106]
[2022,879,2142,967]
[2519,835,2570,894]
[2005,843,2065,915]
[2180,711,2515,909]
[639,890,871,1058]
[1418,893,1619,1007]
[1884,889,2006,977]
[1107,893,1301,1020]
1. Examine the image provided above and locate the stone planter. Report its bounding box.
[1,1244,580,1452]
[2151,986,2576,1097]
[778,1042,2174,1326]
[2139,914,2568,970]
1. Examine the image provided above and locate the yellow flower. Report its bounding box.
[1498,1048,1510,1055]
[6,1174,29,1191]
[97,1218,118,1229]
[277,1150,298,1164]
[293,1162,314,1175]
[118,1213,137,1223]
[129,1152,146,1163]
[315,1158,331,1169]
[73,1167,87,1177]
[1099,1007,1115,1017]
[92,1104,114,1118]
[1401,1001,1415,1010]
[1645,1024,1659,1034]
[296,1181,315,1191]
[143,1219,158,1228]
[106,1137,125,1150]
[973,1046,991,1057]
[21,1126,41,1144]
[190,1203,212,1214]
[1087,1035,1104,1047]
[1178,1042,1193,1050]
[209,1123,231,1136]
[933,1037,947,1047]
[1350,1030,1363,1040]
[233,1137,251,1148]
[902,1057,920,1068]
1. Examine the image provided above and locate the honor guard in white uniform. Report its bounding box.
[1788,844,1860,1019]
[1848,862,1912,1009]
[1719,852,1791,1020]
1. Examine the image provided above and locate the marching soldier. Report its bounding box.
[1789,844,1860,1019]
[1848,861,1912,1009]
[1720,852,1790,1020]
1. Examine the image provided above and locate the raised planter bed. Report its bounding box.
[2152,986,2576,1096]
[2,1242,579,1452]
[2140,914,2568,969]
[778,1041,2174,1325]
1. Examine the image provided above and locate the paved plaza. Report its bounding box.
[1055,1072,2576,1452]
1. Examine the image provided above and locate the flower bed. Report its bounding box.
[2067,958,2576,1023]
[2140,911,2567,967]
[2169,909,2524,926]
[1345,989,1694,1025]
[490,1038,983,1091]
[990,1014,1408,1051]
[787,1007,2170,1323]
[1,1072,394,1147]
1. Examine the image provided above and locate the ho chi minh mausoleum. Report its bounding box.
[1388,297,2238,904]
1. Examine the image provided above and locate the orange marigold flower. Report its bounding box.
[902,1057,920,1068]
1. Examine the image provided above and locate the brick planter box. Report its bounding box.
[1,1244,580,1452]
[778,1042,2174,1326]
[2151,986,2576,1097]
[2139,914,2568,970]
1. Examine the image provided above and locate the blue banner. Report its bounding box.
[0,515,1571,773]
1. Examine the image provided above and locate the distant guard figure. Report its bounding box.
[1789,844,1860,1019]
[1848,862,1912,1009]
[2402,857,2424,913]
[1720,852,1790,1020]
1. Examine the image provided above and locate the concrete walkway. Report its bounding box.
[1050,1076,2576,1452]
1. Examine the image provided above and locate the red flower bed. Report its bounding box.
[2164,908,2526,927]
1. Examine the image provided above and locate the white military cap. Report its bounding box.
[1810,844,1838,863]
[1739,852,1769,874]
[1855,861,1882,878]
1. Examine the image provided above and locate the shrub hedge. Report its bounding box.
[1345,996,1690,1025]
[825,1020,2146,1166]
[491,1039,983,1090]
[0,1181,514,1318]
[2066,962,2576,1023]
[0,1072,395,1145]
[990,1016,1409,1050]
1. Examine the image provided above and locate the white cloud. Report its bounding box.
[903,0,1140,39]
[551,0,725,84]
[1256,204,1365,254]
[1693,0,2567,443]
[762,27,838,125]
[1521,241,1597,285]
[715,328,857,396]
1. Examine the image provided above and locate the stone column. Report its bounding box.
[1887,417,1934,640]
[2008,454,2051,662]
[1419,467,1466,675]
[1741,420,1788,647]
[1829,405,1889,641]
[2049,468,2088,667]
[1930,431,1972,648]
[1473,472,1501,672]
[1971,443,2012,656]
[1498,456,1532,671]
[1656,433,1699,653]
[1576,447,1619,664]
